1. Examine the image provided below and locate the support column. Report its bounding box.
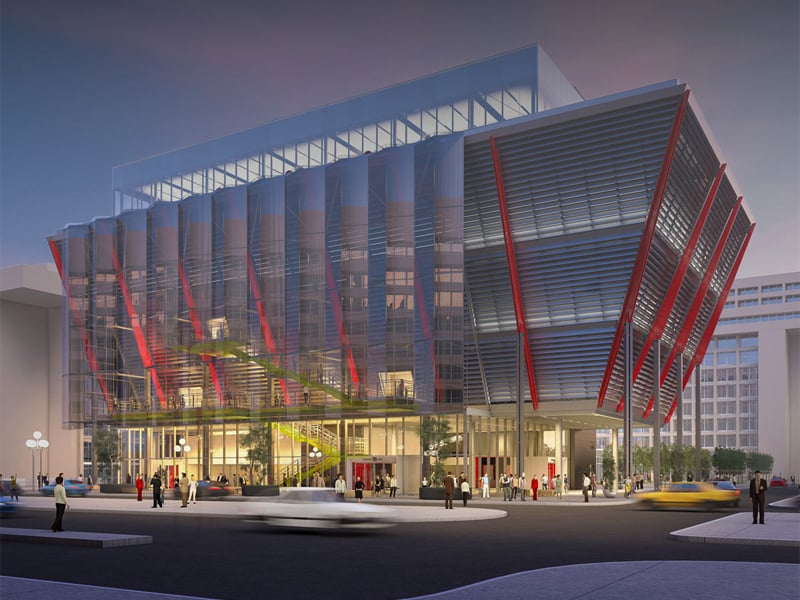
[652,340,661,491]
[623,321,633,479]
[555,419,563,483]
[694,366,702,480]
[612,429,619,490]
[516,332,524,478]
[676,354,684,450]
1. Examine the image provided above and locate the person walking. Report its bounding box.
[531,475,539,501]
[443,472,455,509]
[519,473,527,501]
[481,473,490,498]
[150,472,163,508]
[582,472,591,503]
[554,474,563,499]
[334,474,347,501]
[179,472,189,507]
[135,474,144,501]
[354,476,365,502]
[749,470,768,524]
[511,474,519,500]
[460,478,471,507]
[9,475,19,501]
[188,474,198,504]
[51,476,69,532]
[502,472,512,501]
[590,472,597,498]
[389,474,398,498]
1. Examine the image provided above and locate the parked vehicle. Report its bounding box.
[769,476,787,487]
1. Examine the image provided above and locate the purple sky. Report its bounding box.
[1,0,797,277]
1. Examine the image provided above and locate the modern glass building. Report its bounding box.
[48,45,755,491]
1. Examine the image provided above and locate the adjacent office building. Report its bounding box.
[42,45,756,490]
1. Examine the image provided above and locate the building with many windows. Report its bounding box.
[597,272,800,479]
[41,45,755,492]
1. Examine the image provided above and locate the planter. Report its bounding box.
[99,484,137,494]
[418,487,464,500]
[602,488,617,498]
[242,484,280,497]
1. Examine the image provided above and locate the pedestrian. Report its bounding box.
[444,472,455,509]
[511,474,519,500]
[541,473,548,490]
[179,472,189,507]
[554,474,563,499]
[624,475,632,498]
[10,475,19,501]
[519,473,527,501]
[51,475,69,532]
[590,472,597,498]
[188,474,198,504]
[421,476,428,488]
[481,472,490,498]
[354,476,365,502]
[334,474,347,501]
[502,472,511,501]
[749,470,767,524]
[582,472,591,503]
[150,472,163,508]
[135,473,144,501]
[531,475,539,501]
[389,474,398,498]
[460,478,471,507]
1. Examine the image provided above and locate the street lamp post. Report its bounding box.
[174,437,191,475]
[25,431,49,491]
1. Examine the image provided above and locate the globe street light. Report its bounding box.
[25,431,49,491]
[175,437,191,474]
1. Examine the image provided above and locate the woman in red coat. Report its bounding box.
[531,475,539,501]
[135,474,144,501]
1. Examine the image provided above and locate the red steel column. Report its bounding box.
[489,136,538,409]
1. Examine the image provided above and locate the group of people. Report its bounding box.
[139,472,199,507]
[442,472,472,509]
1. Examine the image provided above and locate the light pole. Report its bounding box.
[308,446,322,485]
[25,431,49,491]
[174,437,191,474]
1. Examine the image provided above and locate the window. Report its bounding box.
[682,419,692,432]
[740,366,758,381]
[737,286,758,296]
[701,369,714,383]
[717,417,736,430]
[717,352,737,366]
[739,434,758,447]
[716,338,737,350]
[701,401,714,415]
[787,294,800,303]
[739,336,757,348]
[740,399,757,414]
[738,299,758,307]
[716,367,736,382]
[724,301,735,309]
[740,350,758,364]
[761,296,782,305]
[701,435,714,448]
[701,386,715,399]
[684,387,693,400]
[716,384,736,398]
[717,401,737,414]
[739,417,757,430]
[761,284,783,293]
[717,434,736,447]
[701,418,714,431]
[739,382,758,397]
[785,282,800,291]
[683,403,692,416]
[701,354,713,367]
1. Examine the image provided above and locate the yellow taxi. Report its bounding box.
[636,481,740,509]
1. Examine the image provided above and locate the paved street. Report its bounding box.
[1,488,798,599]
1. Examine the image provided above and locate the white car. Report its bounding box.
[243,487,396,530]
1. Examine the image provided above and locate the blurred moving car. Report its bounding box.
[711,480,741,506]
[636,481,740,509]
[0,501,20,515]
[172,480,234,499]
[244,487,396,530]
[39,479,93,497]
[769,476,787,487]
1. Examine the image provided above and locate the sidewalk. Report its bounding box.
[1,492,798,600]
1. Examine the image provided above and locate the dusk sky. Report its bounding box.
[1,0,797,277]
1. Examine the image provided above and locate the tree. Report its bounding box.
[712,446,746,479]
[746,452,774,475]
[601,446,622,486]
[94,427,121,484]
[240,422,274,484]
[420,416,451,486]
[632,445,652,479]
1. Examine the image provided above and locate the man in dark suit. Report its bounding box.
[749,470,768,524]
[443,472,455,510]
